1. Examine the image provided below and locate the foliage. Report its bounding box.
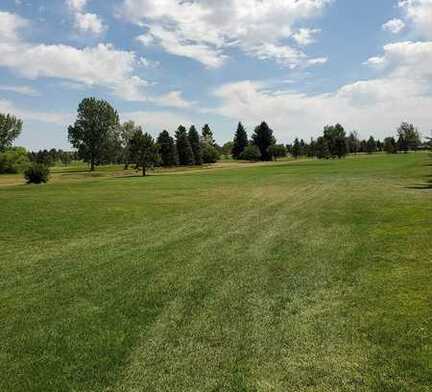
[129,130,160,176]
[269,144,287,160]
[120,121,140,169]
[0,113,23,152]
[222,141,233,157]
[232,122,248,159]
[316,136,331,159]
[0,147,30,174]
[384,137,398,154]
[240,144,261,161]
[201,142,220,163]
[323,123,347,158]
[188,125,203,165]
[24,163,50,184]
[175,125,195,166]
[347,131,360,154]
[201,124,215,146]
[68,98,120,171]
[366,136,377,154]
[291,138,303,159]
[251,121,275,161]
[397,122,421,153]
[157,130,178,167]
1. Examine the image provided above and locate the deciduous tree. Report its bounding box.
[129,130,160,176]
[0,113,23,152]
[251,121,275,161]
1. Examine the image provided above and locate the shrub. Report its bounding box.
[24,163,50,184]
[240,144,261,161]
[201,143,220,163]
[0,147,30,174]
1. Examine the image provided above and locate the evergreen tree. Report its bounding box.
[269,144,287,160]
[201,124,215,145]
[292,138,302,159]
[347,131,360,154]
[175,125,194,165]
[120,121,140,169]
[366,136,377,154]
[201,143,220,163]
[157,130,178,167]
[129,130,160,176]
[251,121,275,161]
[232,122,248,159]
[316,136,331,159]
[240,144,261,161]
[188,125,203,165]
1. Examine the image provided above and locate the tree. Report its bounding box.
[0,147,29,174]
[188,125,203,165]
[232,122,249,160]
[383,137,398,154]
[201,143,220,163]
[68,98,119,171]
[201,124,215,145]
[397,122,421,152]
[251,121,275,161]
[316,136,331,159]
[291,138,303,159]
[0,113,23,152]
[347,131,360,154]
[129,130,160,176]
[222,141,233,157]
[240,144,261,161]
[157,130,178,167]
[175,125,194,165]
[120,121,140,169]
[323,123,347,158]
[269,144,287,160]
[366,136,377,154]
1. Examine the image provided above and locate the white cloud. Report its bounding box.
[66,0,106,35]
[0,85,40,96]
[121,0,332,68]
[210,40,432,141]
[382,18,405,34]
[151,91,194,109]
[399,0,432,38]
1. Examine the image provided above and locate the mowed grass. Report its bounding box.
[0,153,431,391]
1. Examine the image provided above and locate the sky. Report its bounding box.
[1,0,432,150]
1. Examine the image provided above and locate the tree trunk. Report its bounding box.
[142,166,146,176]
[90,158,95,172]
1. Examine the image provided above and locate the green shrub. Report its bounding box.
[0,147,30,174]
[240,144,261,161]
[201,143,220,163]
[24,163,50,184]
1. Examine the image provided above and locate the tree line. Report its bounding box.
[0,96,431,180]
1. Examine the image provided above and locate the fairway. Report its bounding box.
[1,153,431,391]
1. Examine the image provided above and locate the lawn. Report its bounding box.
[1,153,431,391]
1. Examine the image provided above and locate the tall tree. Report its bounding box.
[232,122,248,160]
[68,98,119,171]
[323,123,347,158]
[347,131,360,154]
[366,136,377,154]
[175,125,194,165]
[129,130,160,176]
[251,121,275,161]
[120,121,140,169]
[157,130,178,167]
[201,124,215,145]
[383,137,398,154]
[291,138,302,159]
[0,113,23,152]
[316,136,331,159]
[188,125,203,165]
[397,122,421,152]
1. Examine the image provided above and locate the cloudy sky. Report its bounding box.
[1,0,432,149]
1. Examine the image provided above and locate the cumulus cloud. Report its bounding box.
[66,0,106,35]
[382,18,405,34]
[399,0,432,38]
[0,11,191,108]
[210,40,432,141]
[121,0,331,68]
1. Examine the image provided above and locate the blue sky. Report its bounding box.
[1,0,432,149]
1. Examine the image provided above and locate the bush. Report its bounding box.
[24,163,50,184]
[240,144,261,161]
[0,147,30,174]
[201,143,220,163]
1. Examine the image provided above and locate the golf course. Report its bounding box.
[1,152,431,391]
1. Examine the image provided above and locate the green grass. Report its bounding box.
[1,153,431,391]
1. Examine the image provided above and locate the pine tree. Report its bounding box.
[129,130,160,176]
[175,125,194,165]
[232,122,248,159]
[157,130,178,166]
[292,138,302,159]
[188,125,203,165]
[366,136,377,154]
[201,124,215,146]
[316,136,331,159]
[251,121,275,161]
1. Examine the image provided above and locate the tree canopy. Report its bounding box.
[232,122,248,160]
[129,130,160,176]
[251,121,275,161]
[0,113,23,152]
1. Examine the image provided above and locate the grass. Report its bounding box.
[0,152,431,391]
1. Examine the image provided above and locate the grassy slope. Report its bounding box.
[0,153,431,391]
